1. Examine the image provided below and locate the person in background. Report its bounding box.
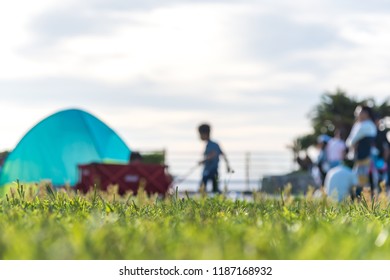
[296,152,313,172]
[198,123,231,193]
[314,134,331,186]
[324,162,358,202]
[370,114,390,193]
[129,151,143,163]
[346,105,377,198]
[326,129,346,169]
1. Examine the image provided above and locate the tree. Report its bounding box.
[309,89,359,140]
[290,89,390,166]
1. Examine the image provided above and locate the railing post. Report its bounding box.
[245,152,250,190]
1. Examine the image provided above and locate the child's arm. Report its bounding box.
[221,151,232,173]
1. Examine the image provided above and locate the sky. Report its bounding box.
[1,0,390,155]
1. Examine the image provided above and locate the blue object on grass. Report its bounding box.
[0,109,131,187]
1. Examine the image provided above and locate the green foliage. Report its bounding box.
[292,88,390,151]
[310,89,359,138]
[141,151,166,164]
[2,184,390,259]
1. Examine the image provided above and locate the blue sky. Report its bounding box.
[1,0,390,154]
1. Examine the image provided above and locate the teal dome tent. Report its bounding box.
[0,109,131,187]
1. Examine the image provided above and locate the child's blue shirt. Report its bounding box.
[203,140,222,175]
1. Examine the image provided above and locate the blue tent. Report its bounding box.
[0,109,131,186]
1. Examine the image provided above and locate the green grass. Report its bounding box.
[1,183,390,260]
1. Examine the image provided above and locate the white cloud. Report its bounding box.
[1,0,390,158]
[285,13,390,99]
[0,0,69,79]
[2,4,241,85]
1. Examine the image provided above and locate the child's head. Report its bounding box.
[317,134,330,149]
[354,105,374,122]
[198,123,211,141]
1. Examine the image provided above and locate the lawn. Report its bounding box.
[1,183,390,260]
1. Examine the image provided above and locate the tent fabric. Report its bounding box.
[0,109,131,186]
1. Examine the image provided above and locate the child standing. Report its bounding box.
[198,123,231,193]
[346,105,377,197]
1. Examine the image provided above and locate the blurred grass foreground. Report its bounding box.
[1,183,390,260]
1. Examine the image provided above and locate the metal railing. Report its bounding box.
[162,150,297,192]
